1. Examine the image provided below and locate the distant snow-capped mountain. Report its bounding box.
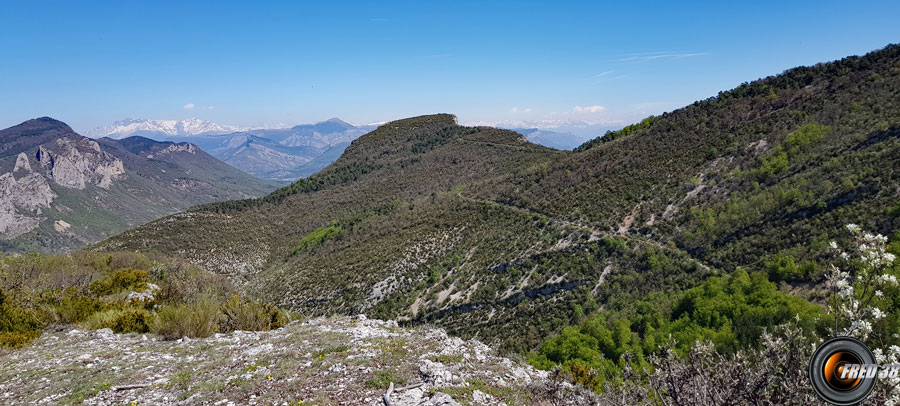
[85,118,244,139]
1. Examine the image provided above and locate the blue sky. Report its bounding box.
[1,1,898,135]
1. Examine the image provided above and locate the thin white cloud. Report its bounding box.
[183,103,195,110]
[510,107,533,113]
[593,70,614,78]
[207,106,216,110]
[618,52,708,62]
[573,105,606,113]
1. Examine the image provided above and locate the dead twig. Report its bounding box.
[395,382,424,391]
[383,381,395,406]
[112,384,150,391]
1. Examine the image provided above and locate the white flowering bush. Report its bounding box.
[826,224,900,404]
[826,224,898,341]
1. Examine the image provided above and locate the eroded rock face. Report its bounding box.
[0,171,56,239]
[1,137,125,239]
[42,137,125,190]
[13,153,31,173]
[53,220,71,233]
[147,143,198,159]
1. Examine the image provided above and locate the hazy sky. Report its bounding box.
[1,1,899,134]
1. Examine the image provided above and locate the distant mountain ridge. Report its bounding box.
[506,127,591,150]
[88,117,376,182]
[0,118,279,253]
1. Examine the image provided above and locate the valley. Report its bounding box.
[2,14,899,402]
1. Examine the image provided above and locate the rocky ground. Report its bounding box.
[0,316,595,405]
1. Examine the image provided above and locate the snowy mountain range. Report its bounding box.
[85,118,246,139]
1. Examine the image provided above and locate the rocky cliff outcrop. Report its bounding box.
[0,136,125,240]
[0,158,56,238]
[40,137,125,190]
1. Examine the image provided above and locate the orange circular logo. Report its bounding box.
[823,351,862,391]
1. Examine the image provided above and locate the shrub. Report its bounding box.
[112,309,152,333]
[79,309,123,330]
[0,289,44,348]
[0,331,41,349]
[291,222,343,255]
[564,359,604,392]
[89,268,149,296]
[220,294,288,332]
[47,294,107,324]
[154,297,221,339]
[0,290,45,333]
[759,151,789,177]
[155,268,232,305]
[784,123,829,151]
[763,254,804,281]
[599,237,626,254]
[364,369,407,389]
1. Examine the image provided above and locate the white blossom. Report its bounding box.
[846,319,873,339]
[874,347,885,363]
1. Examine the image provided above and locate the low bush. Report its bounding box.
[0,331,41,349]
[80,307,152,333]
[45,294,108,324]
[79,308,123,330]
[0,289,44,348]
[154,297,222,339]
[112,309,152,333]
[0,290,44,333]
[220,294,288,332]
[154,268,232,306]
[89,268,149,296]
[364,369,407,389]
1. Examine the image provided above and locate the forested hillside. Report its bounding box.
[97,44,900,367]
